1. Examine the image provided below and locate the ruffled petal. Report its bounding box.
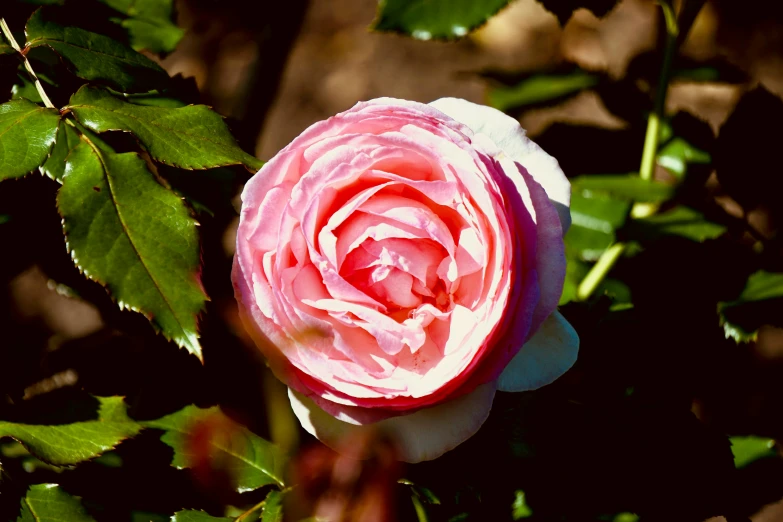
[497,311,579,392]
[289,381,497,463]
[428,97,571,233]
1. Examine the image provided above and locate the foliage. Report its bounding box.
[2,0,783,521]
[0,2,260,359]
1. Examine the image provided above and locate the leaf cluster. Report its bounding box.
[369,1,783,521]
[2,398,287,521]
[0,0,263,362]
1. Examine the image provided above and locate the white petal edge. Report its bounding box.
[289,381,497,463]
[428,97,571,233]
[497,310,579,392]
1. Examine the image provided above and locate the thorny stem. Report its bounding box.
[0,18,55,109]
[576,0,695,302]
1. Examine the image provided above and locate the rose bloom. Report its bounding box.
[233,98,578,462]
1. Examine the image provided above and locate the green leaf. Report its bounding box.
[566,192,630,261]
[0,397,140,466]
[142,405,286,492]
[68,87,262,170]
[41,120,80,182]
[1,42,15,55]
[571,175,675,203]
[0,99,61,181]
[261,489,284,522]
[58,138,207,357]
[121,18,185,54]
[12,76,44,104]
[170,511,231,522]
[25,8,168,92]
[17,484,96,522]
[657,137,711,179]
[730,436,777,468]
[97,0,184,53]
[720,271,783,342]
[512,490,533,520]
[373,0,511,40]
[486,68,600,113]
[628,206,726,243]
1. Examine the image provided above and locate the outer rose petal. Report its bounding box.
[428,97,572,233]
[497,311,578,392]
[289,382,497,463]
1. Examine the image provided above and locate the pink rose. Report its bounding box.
[233,98,578,462]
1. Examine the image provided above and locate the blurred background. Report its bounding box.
[2,0,783,520]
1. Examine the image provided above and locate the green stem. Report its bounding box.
[235,499,266,522]
[576,243,627,301]
[575,0,694,302]
[0,18,55,109]
[639,0,678,181]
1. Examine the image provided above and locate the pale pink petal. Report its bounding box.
[497,311,579,392]
[428,97,571,233]
[288,381,497,463]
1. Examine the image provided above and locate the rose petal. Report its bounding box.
[428,97,571,233]
[497,311,579,392]
[289,381,497,463]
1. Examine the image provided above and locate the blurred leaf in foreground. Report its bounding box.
[142,405,287,493]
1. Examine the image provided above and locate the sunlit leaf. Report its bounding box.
[566,192,630,261]
[26,8,168,92]
[59,138,207,357]
[730,436,777,468]
[571,175,675,203]
[512,490,532,519]
[68,87,263,170]
[0,99,61,181]
[0,397,140,466]
[373,0,511,40]
[486,68,600,112]
[142,405,286,493]
[657,137,711,179]
[720,271,783,343]
[17,484,96,522]
[628,206,726,243]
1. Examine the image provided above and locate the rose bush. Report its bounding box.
[233,97,579,462]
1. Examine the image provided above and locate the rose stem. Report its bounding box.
[0,18,55,109]
[576,0,705,302]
